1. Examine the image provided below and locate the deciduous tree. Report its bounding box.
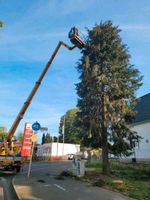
[0,126,7,140]
[58,108,81,144]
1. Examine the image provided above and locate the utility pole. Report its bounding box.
[62,116,65,156]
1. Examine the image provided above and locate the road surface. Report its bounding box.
[13,161,133,200]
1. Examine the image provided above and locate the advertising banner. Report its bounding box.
[21,123,34,157]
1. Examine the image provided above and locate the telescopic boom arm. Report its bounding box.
[7,41,76,142]
[0,26,85,154]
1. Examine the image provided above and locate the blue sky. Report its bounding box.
[0,0,150,142]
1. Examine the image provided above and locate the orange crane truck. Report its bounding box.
[0,27,84,172]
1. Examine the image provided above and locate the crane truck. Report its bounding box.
[0,27,85,172]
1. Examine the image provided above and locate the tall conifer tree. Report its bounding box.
[0,21,3,28]
[76,21,142,175]
[45,133,51,143]
[41,133,46,144]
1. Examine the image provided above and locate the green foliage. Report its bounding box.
[60,170,74,177]
[58,115,65,142]
[41,133,46,144]
[0,126,7,133]
[85,160,150,200]
[15,131,23,142]
[44,133,51,143]
[86,160,102,168]
[109,125,142,157]
[53,136,58,142]
[55,174,65,180]
[0,126,7,140]
[0,21,3,28]
[93,179,105,187]
[58,108,81,144]
[41,133,57,144]
[76,21,143,174]
[111,162,150,181]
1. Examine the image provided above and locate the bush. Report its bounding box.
[93,179,105,187]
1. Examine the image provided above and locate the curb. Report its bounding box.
[12,176,21,200]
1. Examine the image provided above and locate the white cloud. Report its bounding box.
[0,31,66,45]
[1,100,63,136]
[121,24,150,31]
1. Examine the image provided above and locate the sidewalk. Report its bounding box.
[13,173,48,200]
[0,180,3,200]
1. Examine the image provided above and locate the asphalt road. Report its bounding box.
[0,161,71,200]
[13,161,132,200]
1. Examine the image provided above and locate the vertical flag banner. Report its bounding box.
[21,123,34,156]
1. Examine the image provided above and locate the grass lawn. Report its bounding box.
[83,160,150,200]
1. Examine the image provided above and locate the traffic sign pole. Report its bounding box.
[27,134,38,178]
[27,141,35,178]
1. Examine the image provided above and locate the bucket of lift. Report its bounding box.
[68,27,85,49]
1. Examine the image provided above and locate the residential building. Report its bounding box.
[130,93,150,160]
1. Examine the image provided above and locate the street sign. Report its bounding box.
[31,134,38,142]
[32,121,41,131]
[40,127,48,131]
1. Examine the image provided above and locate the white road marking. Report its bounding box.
[54,184,67,192]
[42,184,51,187]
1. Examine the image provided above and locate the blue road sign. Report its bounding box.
[32,121,41,131]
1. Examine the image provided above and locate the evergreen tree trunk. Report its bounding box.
[101,126,110,175]
[101,94,110,175]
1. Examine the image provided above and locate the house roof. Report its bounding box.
[133,93,150,124]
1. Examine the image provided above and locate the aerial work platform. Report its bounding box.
[68,27,85,49]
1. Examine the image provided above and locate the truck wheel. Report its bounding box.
[16,166,21,173]
[5,166,10,171]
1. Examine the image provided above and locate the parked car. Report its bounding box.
[67,154,74,160]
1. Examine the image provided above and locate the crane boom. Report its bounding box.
[7,41,75,142]
[0,27,85,155]
[0,41,76,155]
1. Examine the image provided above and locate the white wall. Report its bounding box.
[131,122,150,160]
[36,143,80,158]
[51,143,80,156]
